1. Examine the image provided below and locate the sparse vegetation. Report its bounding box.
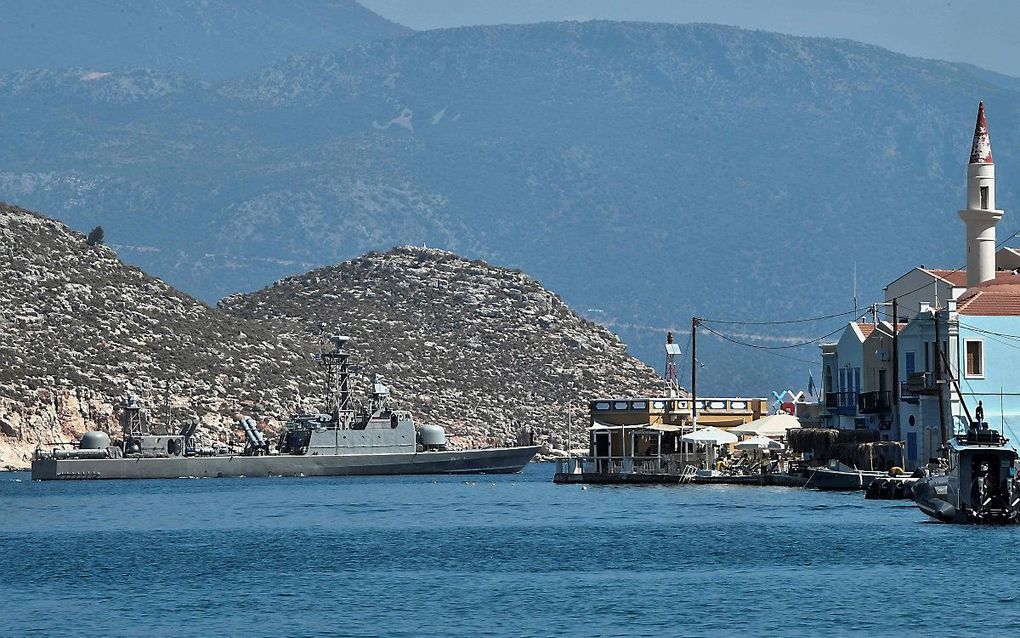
[86,225,104,246]
[222,245,663,448]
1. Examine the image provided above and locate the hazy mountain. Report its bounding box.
[360,0,1020,77]
[3,21,1019,394]
[0,0,410,79]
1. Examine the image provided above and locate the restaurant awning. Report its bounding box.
[730,413,801,437]
[735,435,785,451]
[642,423,685,433]
[588,421,649,430]
[681,426,738,445]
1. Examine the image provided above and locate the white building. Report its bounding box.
[821,102,1019,467]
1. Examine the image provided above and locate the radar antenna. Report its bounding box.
[119,394,146,438]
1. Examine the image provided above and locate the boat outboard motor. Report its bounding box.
[418,424,447,451]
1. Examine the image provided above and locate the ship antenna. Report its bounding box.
[316,323,354,428]
[163,380,173,435]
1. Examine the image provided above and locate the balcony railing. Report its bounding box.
[902,371,942,396]
[858,390,892,414]
[824,391,857,416]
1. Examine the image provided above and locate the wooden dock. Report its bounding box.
[553,458,810,488]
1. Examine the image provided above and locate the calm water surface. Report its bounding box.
[2,463,1018,637]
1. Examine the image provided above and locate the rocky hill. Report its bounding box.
[220,246,665,449]
[0,206,663,467]
[0,203,320,467]
[3,20,1019,392]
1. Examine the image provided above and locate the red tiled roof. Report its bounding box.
[856,323,877,338]
[920,268,968,286]
[958,273,1020,316]
[918,269,1018,288]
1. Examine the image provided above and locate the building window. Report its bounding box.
[981,186,989,209]
[965,340,984,377]
[905,352,916,376]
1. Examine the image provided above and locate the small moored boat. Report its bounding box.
[913,427,1020,524]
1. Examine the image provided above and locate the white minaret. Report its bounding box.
[959,101,1003,288]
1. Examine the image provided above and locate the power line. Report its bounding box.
[956,321,1020,342]
[699,321,848,351]
[699,308,859,326]
[676,329,692,387]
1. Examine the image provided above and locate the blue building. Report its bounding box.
[822,102,1020,468]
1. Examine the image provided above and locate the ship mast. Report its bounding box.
[316,324,354,428]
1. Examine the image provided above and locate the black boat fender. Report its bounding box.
[865,478,885,500]
[913,481,958,523]
[893,481,908,499]
[879,479,895,499]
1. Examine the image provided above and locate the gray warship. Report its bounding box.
[32,330,540,480]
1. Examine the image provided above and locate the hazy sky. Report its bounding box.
[360,0,1020,77]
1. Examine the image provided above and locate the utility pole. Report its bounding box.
[933,308,948,449]
[691,316,699,430]
[891,298,899,440]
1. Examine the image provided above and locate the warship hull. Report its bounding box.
[31,446,541,481]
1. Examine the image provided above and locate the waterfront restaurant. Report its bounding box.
[568,396,769,480]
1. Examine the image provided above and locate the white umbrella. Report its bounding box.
[735,435,785,451]
[681,426,737,445]
[729,413,801,437]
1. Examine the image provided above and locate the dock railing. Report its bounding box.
[556,453,703,478]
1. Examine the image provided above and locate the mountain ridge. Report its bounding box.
[0,0,411,80]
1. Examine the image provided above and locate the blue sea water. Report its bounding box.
[2,463,1019,637]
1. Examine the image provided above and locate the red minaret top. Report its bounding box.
[969,101,994,164]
